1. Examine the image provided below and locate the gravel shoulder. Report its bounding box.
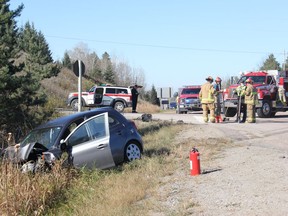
[145,122,288,216]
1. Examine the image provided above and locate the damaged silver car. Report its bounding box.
[2,107,143,172]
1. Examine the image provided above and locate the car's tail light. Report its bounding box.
[129,120,138,130]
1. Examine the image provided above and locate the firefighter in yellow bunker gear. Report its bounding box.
[244,77,257,123]
[199,76,216,123]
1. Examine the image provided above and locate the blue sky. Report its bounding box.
[10,0,288,91]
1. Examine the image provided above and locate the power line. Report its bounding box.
[45,35,284,55]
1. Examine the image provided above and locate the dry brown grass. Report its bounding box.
[0,160,75,216]
[41,68,94,107]
[124,99,161,113]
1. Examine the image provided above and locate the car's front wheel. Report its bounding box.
[124,142,141,162]
[70,99,81,111]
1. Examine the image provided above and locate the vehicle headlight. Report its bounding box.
[42,152,56,163]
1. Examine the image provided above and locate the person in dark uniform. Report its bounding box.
[235,81,247,123]
[131,84,139,113]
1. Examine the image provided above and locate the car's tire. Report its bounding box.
[124,142,141,162]
[257,100,272,118]
[114,101,125,112]
[70,99,80,111]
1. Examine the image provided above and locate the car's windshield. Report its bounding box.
[20,127,62,149]
[238,76,266,84]
[182,88,200,94]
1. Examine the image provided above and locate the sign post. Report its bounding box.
[73,60,85,112]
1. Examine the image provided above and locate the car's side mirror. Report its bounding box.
[60,140,67,152]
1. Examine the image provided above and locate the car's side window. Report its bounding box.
[62,119,85,140]
[68,124,90,147]
[87,115,106,139]
[108,116,120,128]
[106,88,116,94]
[116,88,128,94]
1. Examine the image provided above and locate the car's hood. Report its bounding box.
[17,142,48,161]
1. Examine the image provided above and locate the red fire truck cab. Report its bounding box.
[223,70,288,118]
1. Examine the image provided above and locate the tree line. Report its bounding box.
[0,0,153,144]
[1,0,287,144]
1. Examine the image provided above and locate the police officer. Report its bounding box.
[244,77,257,123]
[199,76,216,123]
[131,84,139,113]
[235,81,247,123]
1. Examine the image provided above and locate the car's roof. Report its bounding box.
[35,107,121,129]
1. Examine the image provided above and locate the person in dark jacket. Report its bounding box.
[131,84,139,113]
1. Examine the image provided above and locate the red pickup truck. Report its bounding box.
[176,85,202,114]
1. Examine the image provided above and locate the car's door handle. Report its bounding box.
[97,144,107,149]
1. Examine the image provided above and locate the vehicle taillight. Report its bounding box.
[129,120,138,130]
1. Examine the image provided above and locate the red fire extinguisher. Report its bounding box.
[190,147,201,176]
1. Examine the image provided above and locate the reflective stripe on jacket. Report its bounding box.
[244,84,257,105]
[199,82,215,104]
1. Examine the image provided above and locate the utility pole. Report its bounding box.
[283,50,286,71]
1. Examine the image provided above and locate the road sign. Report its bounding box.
[73,60,85,77]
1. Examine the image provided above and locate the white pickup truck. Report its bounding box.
[67,85,132,112]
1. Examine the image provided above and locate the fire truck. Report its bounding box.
[176,85,202,114]
[223,70,288,118]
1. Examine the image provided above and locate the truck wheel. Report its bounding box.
[70,99,80,111]
[114,101,125,112]
[223,107,237,117]
[257,100,271,118]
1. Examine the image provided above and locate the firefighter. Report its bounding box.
[199,76,216,123]
[235,81,247,123]
[213,77,223,123]
[278,84,287,106]
[244,77,257,123]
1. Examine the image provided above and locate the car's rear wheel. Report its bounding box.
[114,101,125,112]
[124,142,141,162]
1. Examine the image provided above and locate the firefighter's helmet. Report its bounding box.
[245,77,253,83]
[215,77,222,82]
[205,76,214,81]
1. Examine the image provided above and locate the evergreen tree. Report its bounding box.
[89,51,102,79]
[259,54,281,71]
[102,52,115,84]
[0,1,55,137]
[284,56,288,71]
[0,0,26,132]
[62,51,72,69]
[150,85,158,105]
[18,22,60,80]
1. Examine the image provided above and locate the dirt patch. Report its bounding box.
[145,124,288,216]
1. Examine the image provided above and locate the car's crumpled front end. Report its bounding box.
[2,142,59,173]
